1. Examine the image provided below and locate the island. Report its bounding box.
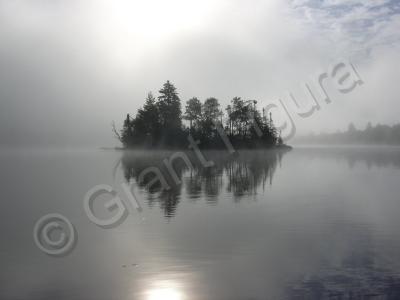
[113,81,291,150]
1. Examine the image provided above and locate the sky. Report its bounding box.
[0,0,400,147]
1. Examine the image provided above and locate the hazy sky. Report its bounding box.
[1,0,400,147]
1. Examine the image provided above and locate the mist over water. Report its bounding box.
[1,0,400,299]
[1,146,400,299]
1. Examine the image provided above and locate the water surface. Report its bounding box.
[1,146,400,299]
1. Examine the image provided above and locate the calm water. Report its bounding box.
[1,146,400,299]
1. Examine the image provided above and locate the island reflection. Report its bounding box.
[120,149,288,217]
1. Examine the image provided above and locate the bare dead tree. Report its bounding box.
[111,121,122,142]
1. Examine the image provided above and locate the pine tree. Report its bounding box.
[157,81,182,130]
[121,114,134,147]
[142,92,160,136]
[133,92,161,145]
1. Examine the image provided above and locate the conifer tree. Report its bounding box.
[157,81,182,130]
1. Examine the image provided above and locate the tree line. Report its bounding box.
[296,122,400,145]
[114,81,283,149]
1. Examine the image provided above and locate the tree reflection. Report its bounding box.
[120,149,289,217]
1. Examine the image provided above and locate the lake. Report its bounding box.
[1,146,400,299]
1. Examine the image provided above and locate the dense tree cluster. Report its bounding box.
[115,81,281,149]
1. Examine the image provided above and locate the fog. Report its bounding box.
[0,0,399,147]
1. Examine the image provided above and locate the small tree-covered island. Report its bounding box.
[114,81,290,150]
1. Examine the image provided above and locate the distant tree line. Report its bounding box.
[296,122,400,145]
[114,81,283,149]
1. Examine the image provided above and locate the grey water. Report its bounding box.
[1,146,400,300]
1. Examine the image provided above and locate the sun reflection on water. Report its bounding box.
[145,280,184,300]
[146,287,183,300]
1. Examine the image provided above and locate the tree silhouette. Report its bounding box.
[203,97,222,122]
[201,97,222,140]
[132,92,160,146]
[156,81,183,147]
[120,114,134,148]
[157,80,182,130]
[115,81,284,149]
[348,122,357,133]
[184,97,202,132]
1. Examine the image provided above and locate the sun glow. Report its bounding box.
[143,279,185,300]
[90,0,221,66]
[146,287,183,300]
